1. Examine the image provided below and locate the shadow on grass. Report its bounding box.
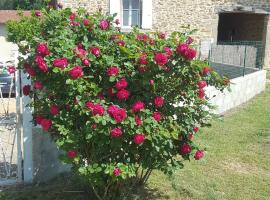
[0,173,170,200]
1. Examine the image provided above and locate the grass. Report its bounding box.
[1,84,270,200]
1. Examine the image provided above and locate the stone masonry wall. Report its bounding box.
[58,0,270,68]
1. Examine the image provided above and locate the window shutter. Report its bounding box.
[110,0,121,21]
[141,0,153,29]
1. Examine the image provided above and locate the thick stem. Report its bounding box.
[91,184,103,200]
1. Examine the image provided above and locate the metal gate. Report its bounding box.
[0,49,23,185]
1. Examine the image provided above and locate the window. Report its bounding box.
[122,0,141,27]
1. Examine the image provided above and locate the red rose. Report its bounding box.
[183,48,196,60]
[149,39,155,46]
[33,81,43,90]
[99,19,109,30]
[176,44,188,55]
[154,96,164,108]
[133,133,145,145]
[35,11,42,17]
[24,64,36,77]
[136,34,148,42]
[7,66,16,74]
[91,124,97,129]
[113,168,121,176]
[117,40,125,46]
[138,54,148,65]
[40,118,52,131]
[67,149,77,158]
[186,36,194,45]
[35,115,44,125]
[108,105,127,123]
[149,80,154,86]
[50,105,60,116]
[107,66,119,77]
[115,19,120,25]
[188,133,193,140]
[69,66,84,79]
[115,78,128,90]
[134,115,142,126]
[132,101,145,113]
[164,47,172,57]
[82,59,90,66]
[89,47,101,57]
[74,47,86,58]
[110,127,123,138]
[194,150,204,160]
[202,67,211,75]
[83,19,90,26]
[180,143,192,155]
[154,53,168,66]
[197,80,207,89]
[92,104,105,116]
[152,112,161,122]
[23,85,31,96]
[158,32,166,39]
[69,13,76,21]
[193,127,199,133]
[35,56,48,73]
[116,89,130,101]
[198,89,205,99]
[85,102,95,110]
[53,58,68,69]
[36,43,50,57]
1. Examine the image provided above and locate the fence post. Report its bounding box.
[243,45,247,76]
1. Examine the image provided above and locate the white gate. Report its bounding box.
[0,48,33,185]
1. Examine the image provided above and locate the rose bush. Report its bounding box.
[7,7,229,199]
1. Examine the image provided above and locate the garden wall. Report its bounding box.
[205,70,267,114]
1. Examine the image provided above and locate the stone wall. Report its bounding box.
[57,0,270,68]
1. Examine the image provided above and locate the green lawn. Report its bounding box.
[1,83,270,200]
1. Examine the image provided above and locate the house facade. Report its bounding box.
[58,0,270,68]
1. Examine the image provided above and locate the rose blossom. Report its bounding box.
[154,53,168,66]
[69,13,76,21]
[197,80,207,89]
[180,143,192,155]
[133,133,145,145]
[188,133,193,140]
[152,112,161,122]
[89,47,101,57]
[67,149,77,158]
[116,89,130,101]
[50,105,60,116]
[36,43,50,57]
[108,105,127,123]
[159,32,166,39]
[134,115,142,126]
[117,40,125,46]
[149,80,154,86]
[193,127,199,133]
[91,124,97,129]
[7,66,16,74]
[138,54,148,65]
[176,43,188,55]
[164,47,173,57]
[183,48,196,60]
[186,36,194,45]
[113,168,121,176]
[136,34,148,42]
[35,115,44,125]
[115,78,128,90]
[99,19,109,30]
[92,104,105,116]
[202,66,211,75]
[33,81,43,90]
[35,56,48,72]
[198,89,205,99]
[35,11,42,17]
[23,85,31,96]
[69,66,84,79]
[132,101,145,113]
[85,102,95,110]
[115,19,120,25]
[24,64,36,77]
[154,96,164,108]
[40,118,52,131]
[110,127,123,138]
[107,66,119,77]
[83,19,90,26]
[53,58,68,69]
[82,59,90,66]
[194,150,204,160]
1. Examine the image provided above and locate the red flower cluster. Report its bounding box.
[33,81,43,90]
[53,58,68,69]
[35,56,48,73]
[154,53,168,66]
[107,66,119,77]
[69,66,84,79]
[110,127,123,138]
[176,43,196,61]
[180,143,192,155]
[132,101,145,112]
[36,43,50,57]
[85,102,105,116]
[50,105,60,116]
[154,96,164,108]
[108,105,127,123]
[133,133,145,145]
